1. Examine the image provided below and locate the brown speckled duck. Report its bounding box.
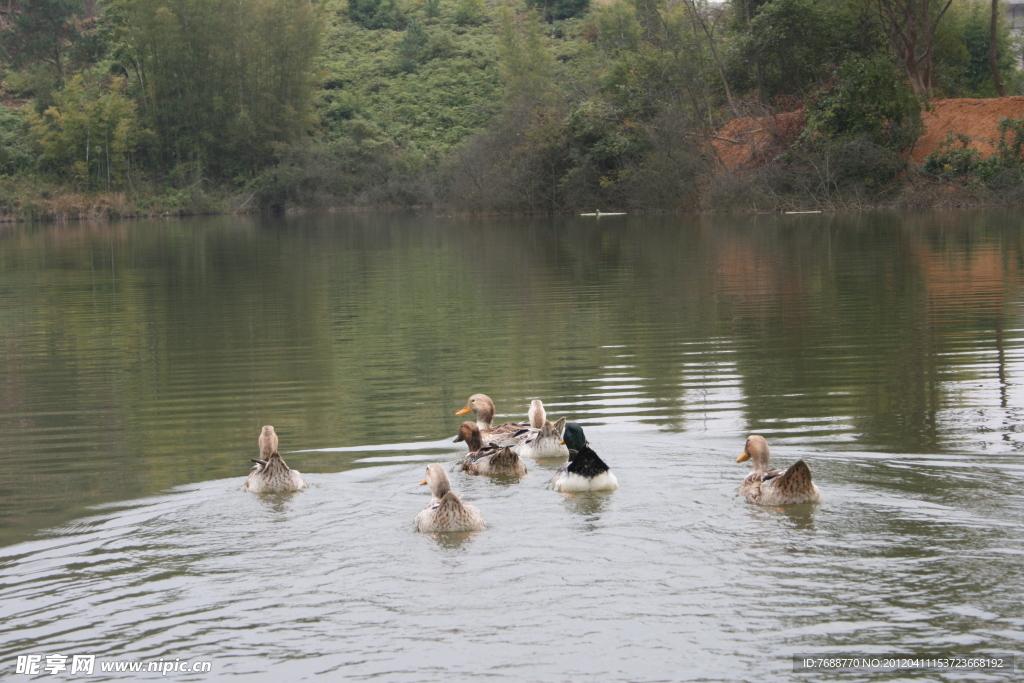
[258,425,278,461]
[736,435,820,505]
[415,463,485,532]
[245,451,307,493]
[455,394,527,443]
[453,421,528,476]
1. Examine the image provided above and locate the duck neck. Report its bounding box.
[433,475,452,499]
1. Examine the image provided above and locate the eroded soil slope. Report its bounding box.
[712,97,1024,171]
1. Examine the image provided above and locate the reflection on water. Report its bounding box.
[1,210,1023,680]
[560,490,614,518]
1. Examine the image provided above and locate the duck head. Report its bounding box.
[736,435,770,472]
[561,422,588,454]
[528,400,547,429]
[258,425,278,460]
[420,462,453,499]
[453,421,483,452]
[455,394,495,431]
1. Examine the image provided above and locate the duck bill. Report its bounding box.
[736,451,751,463]
[419,480,428,486]
[453,434,465,443]
[455,407,471,416]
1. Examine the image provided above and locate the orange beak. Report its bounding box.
[736,450,751,463]
[419,480,427,486]
[455,407,471,416]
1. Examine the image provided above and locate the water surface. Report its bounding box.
[1,211,1022,680]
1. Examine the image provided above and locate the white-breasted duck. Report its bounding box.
[550,423,618,492]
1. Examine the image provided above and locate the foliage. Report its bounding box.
[111,0,325,178]
[923,132,981,176]
[0,107,38,176]
[26,74,143,188]
[454,0,487,26]
[931,0,1022,97]
[593,0,733,126]
[396,21,430,72]
[803,55,923,150]
[0,0,84,83]
[348,0,406,29]
[727,0,855,99]
[924,118,1024,187]
[707,136,908,211]
[527,0,590,23]
[6,0,1024,216]
[497,7,557,105]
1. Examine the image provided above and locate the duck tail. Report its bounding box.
[776,459,815,493]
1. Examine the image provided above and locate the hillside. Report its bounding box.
[713,97,1024,172]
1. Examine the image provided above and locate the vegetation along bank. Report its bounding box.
[2,0,1024,220]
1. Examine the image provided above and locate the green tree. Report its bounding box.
[111,0,324,177]
[27,74,143,188]
[0,0,84,84]
[0,106,37,176]
[728,0,857,100]
[526,0,589,22]
[803,55,922,150]
[347,0,406,29]
[932,0,1019,97]
[396,20,429,72]
[497,7,556,105]
[454,0,486,26]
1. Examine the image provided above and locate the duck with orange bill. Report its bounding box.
[736,435,821,505]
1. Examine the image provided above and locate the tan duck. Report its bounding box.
[454,421,528,476]
[736,435,820,505]
[455,393,528,442]
[245,451,307,493]
[528,399,547,429]
[258,425,278,461]
[415,463,485,532]
[516,417,569,460]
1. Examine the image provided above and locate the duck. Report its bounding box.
[258,425,278,461]
[245,451,307,493]
[415,463,485,532]
[736,435,821,505]
[454,421,528,476]
[516,417,569,459]
[455,393,528,442]
[528,399,547,429]
[550,423,619,492]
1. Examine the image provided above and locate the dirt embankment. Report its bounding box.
[712,97,1024,171]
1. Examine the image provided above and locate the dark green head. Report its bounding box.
[562,422,587,453]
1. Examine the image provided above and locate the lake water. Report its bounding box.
[1,210,1022,681]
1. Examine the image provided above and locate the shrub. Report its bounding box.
[526,0,589,23]
[0,107,38,176]
[454,0,487,26]
[803,55,923,151]
[348,0,406,29]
